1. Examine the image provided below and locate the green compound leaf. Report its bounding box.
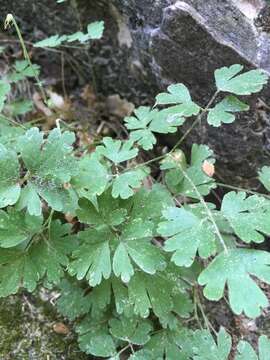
[165,144,216,199]
[112,167,150,199]
[221,192,270,243]
[124,107,158,150]
[76,316,116,357]
[128,272,174,318]
[8,99,33,116]
[8,60,40,82]
[16,183,42,216]
[192,327,232,360]
[113,219,166,282]
[124,106,187,150]
[0,144,21,208]
[207,95,249,127]
[57,279,91,320]
[68,228,112,287]
[18,127,78,212]
[67,21,104,43]
[69,215,164,286]
[144,327,192,359]
[0,221,75,296]
[97,137,138,164]
[34,34,68,48]
[236,335,270,360]
[214,64,268,95]
[72,154,109,201]
[155,84,200,116]
[198,248,270,318]
[0,81,11,111]
[76,192,127,226]
[259,166,270,191]
[158,206,216,267]
[0,117,25,151]
[131,184,174,227]
[0,208,42,248]
[109,316,152,345]
[87,21,105,39]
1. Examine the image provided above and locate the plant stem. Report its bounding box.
[217,182,270,200]
[132,91,220,171]
[179,164,228,254]
[4,14,48,104]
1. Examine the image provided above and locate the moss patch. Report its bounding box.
[0,290,89,360]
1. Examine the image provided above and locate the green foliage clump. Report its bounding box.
[2,13,270,359]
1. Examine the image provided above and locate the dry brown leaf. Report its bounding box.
[33,92,53,117]
[81,84,97,107]
[202,160,215,177]
[53,322,69,335]
[106,94,135,118]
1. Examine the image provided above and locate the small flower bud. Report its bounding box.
[4,14,13,29]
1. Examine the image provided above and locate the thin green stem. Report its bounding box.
[195,289,217,335]
[217,182,270,200]
[4,14,48,104]
[0,114,27,129]
[132,91,220,172]
[180,164,228,254]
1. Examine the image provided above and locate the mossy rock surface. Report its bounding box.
[0,290,89,360]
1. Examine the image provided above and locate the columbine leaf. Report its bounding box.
[0,221,75,295]
[109,316,152,345]
[0,208,42,248]
[112,167,149,199]
[144,327,192,359]
[76,316,116,357]
[221,191,270,243]
[8,60,40,82]
[149,107,186,133]
[0,144,21,208]
[165,144,216,199]
[198,248,270,318]
[66,31,89,43]
[124,107,158,150]
[113,219,166,282]
[87,21,104,39]
[128,272,174,318]
[131,184,174,228]
[34,34,67,48]
[124,106,186,150]
[236,335,270,360]
[68,228,112,287]
[214,64,268,95]
[207,96,249,127]
[8,99,33,116]
[158,206,216,267]
[0,81,11,111]
[97,137,138,164]
[18,127,78,212]
[16,183,42,216]
[57,279,91,320]
[0,117,25,151]
[155,84,200,116]
[76,192,127,226]
[31,220,76,285]
[72,154,109,201]
[192,327,232,360]
[259,166,270,191]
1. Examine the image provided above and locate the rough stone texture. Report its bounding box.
[0,290,89,360]
[102,0,270,186]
